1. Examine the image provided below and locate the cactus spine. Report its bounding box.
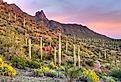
[58,33,61,67]
[73,44,76,67]
[40,37,43,60]
[54,47,57,65]
[28,38,32,59]
[78,46,80,68]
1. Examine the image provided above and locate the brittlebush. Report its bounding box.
[0,57,16,77]
[82,69,100,82]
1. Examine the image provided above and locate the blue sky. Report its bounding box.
[3,0,121,39]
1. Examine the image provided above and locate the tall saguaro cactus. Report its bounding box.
[66,36,68,53]
[54,47,57,65]
[25,33,28,46]
[23,17,26,27]
[78,46,80,68]
[58,33,61,67]
[40,37,43,60]
[73,44,76,67]
[28,38,32,59]
[104,50,107,59]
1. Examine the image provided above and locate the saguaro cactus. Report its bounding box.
[54,47,57,65]
[58,33,61,67]
[14,14,17,22]
[8,13,11,21]
[66,36,68,53]
[25,38,28,46]
[25,33,28,46]
[78,46,80,68]
[23,17,26,27]
[73,44,76,67]
[28,38,32,59]
[104,50,107,59]
[40,37,43,60]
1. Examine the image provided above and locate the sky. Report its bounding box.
[3,0,121,39]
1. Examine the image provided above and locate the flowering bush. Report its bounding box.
[82,69,100,82]
[0,57,16,77]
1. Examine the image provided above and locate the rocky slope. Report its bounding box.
[0,0,115,40]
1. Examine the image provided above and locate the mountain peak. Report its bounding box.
[35,10,48,20]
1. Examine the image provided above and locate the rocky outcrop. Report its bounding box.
[35,10,48,21]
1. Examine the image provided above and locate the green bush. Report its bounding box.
[26,61,41,69]
[33,69,44,77]
[109,67,121,79]
[45,69,58,77]
[10,56,41,69]
[10,56,26,69]
[102,76,116,82]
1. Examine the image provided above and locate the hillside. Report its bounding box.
[0,0,121,82]
[0,0,114,40]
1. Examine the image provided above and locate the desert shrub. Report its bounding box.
[109,67,121,79]
[33,69,44,77]
[63,63,82,82]
[85,60,94,67]
[82,69,100,82]
[102,76,116,82]
[41,66,50,73]
[26,60,41,69]
[33,65,59,78]
[10,56,41,69]
[10,56,26,69]
[0,57,16,77]
[45,69,58,77]
[60,66,65,71]
[49,62,56,69]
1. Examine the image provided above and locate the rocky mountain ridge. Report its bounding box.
[0,0,119,40]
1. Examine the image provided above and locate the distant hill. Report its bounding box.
[0,0,119,41]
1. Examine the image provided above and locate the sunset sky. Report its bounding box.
[3,0,121,39]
